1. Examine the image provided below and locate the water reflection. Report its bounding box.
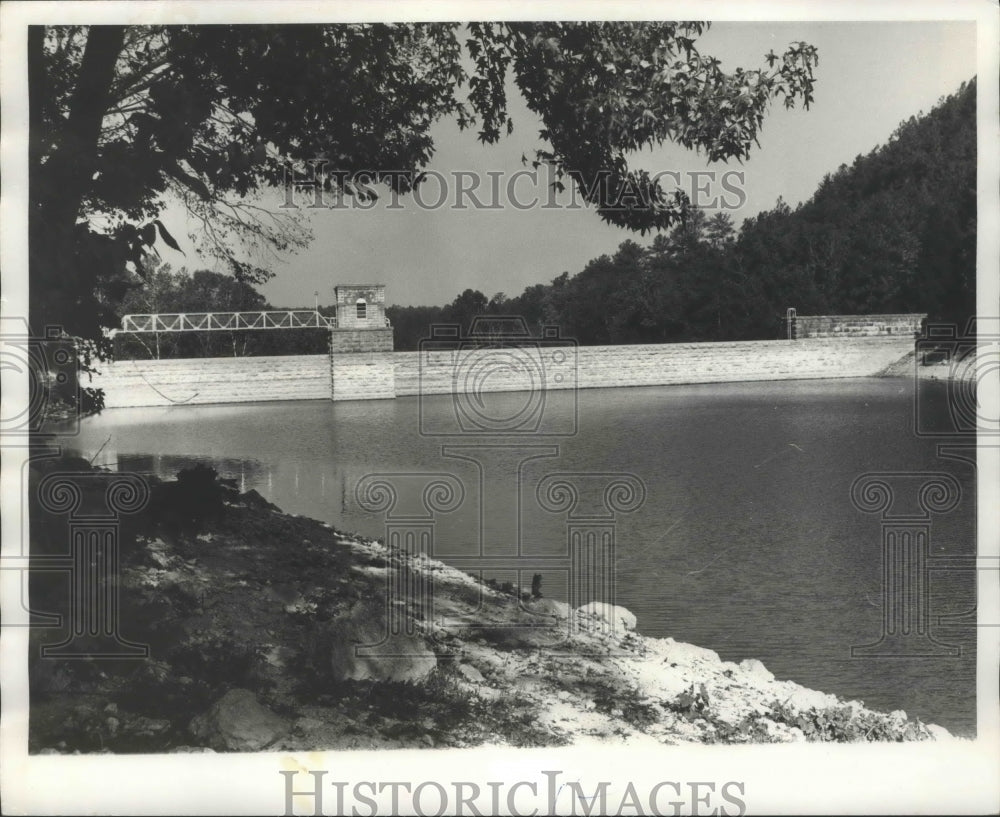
[105,452,270,495]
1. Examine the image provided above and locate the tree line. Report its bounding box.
[389,79,976,349]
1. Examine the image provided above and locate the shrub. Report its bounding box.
[150,464,233,532]
[530,573,543,599]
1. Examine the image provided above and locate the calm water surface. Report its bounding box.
[67,378,977,736]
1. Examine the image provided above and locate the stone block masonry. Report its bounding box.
[330,351,396,401]
[333,284,387,330]
[393,337,917,395]
[93,337,917,409]
[328,328,394,354]
[792,313,924,339]
[329,328,395,401]
[95,355,330,409]
[571,337,914,388]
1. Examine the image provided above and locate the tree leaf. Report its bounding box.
[153,220,184,254]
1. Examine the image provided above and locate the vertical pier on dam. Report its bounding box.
[327,284,395,401]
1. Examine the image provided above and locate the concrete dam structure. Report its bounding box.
[96,293,924,409]
[784,308,925,340]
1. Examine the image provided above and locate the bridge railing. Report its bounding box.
[119,310,338,333]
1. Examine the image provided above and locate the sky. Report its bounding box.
[161,20,977,309]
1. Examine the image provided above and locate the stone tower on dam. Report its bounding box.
[329,284,396,400]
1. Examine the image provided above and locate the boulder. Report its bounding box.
[457,663,486,684]
[189,688,288,752]
[925,723,952,741]
[326,602,437,683]
[738,658,775,683]
[575,602,638,632]
[525,598,571,619]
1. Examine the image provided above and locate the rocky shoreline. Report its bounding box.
[29,461,953,753]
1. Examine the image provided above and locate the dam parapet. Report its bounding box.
[98,297,925,408]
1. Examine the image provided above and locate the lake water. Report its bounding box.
[65,377,977,736]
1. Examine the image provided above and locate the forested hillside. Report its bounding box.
[389,78,976,349]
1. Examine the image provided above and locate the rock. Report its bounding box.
[123,716,172,737]
[189,688,288,752]
[326,602,437,683]
[925,723,952,741]
[149,550,172,568]
[784,686,836,712]
[665,641,720,665]
[261,645,291,669]
[525,598,571,619]
[293,717,325,735]
[738,658,775,683]
[575,602,638,632]
[457,664,486,684]
[240,489,280,511]
[476,623,562,649]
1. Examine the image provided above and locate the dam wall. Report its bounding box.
[791,313,924,339]
[393,337,913,396]
[94,355,330,408]
[94,337,915,409]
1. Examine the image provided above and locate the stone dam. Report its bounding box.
[93,337,920,409]
[95,291,924,408]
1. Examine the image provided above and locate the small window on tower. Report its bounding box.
[356,299,367,320]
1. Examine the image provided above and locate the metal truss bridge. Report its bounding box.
[118,310,338,334]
